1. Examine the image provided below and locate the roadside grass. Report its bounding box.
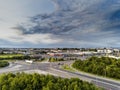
[61,64,75,72]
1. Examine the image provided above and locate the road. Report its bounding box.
[0,61,120,90]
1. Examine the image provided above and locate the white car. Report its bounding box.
[25,60,33,64]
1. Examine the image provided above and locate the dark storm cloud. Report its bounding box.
[14,0,120,47]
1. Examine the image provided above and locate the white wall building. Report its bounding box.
[97,49,112,54]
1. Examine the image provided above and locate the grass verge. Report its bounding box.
[61,64,75,72]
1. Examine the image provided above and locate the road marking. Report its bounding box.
[93,79,120,89]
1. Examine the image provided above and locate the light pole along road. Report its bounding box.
[0,61,120,90]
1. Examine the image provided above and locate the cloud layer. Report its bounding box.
[1,0,120,47]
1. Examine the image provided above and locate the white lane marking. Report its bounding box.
[93,79,120,89]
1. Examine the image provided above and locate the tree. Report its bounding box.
[2,85,9,90]
[73,56,120,79]
[0,73,102,90]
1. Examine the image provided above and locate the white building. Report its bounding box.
[97,49,112,54]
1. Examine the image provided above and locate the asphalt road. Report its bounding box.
[49,61,120,90]
[0,61,120,90]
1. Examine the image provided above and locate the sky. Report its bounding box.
[0,0,120,48]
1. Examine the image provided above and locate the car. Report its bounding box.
[58,63,60,65]
[58,63,64,65]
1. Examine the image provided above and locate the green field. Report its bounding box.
[0,54,23,58]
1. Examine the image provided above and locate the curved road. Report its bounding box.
[0,61,120,90]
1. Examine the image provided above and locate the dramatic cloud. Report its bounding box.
[1,0,120,47]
